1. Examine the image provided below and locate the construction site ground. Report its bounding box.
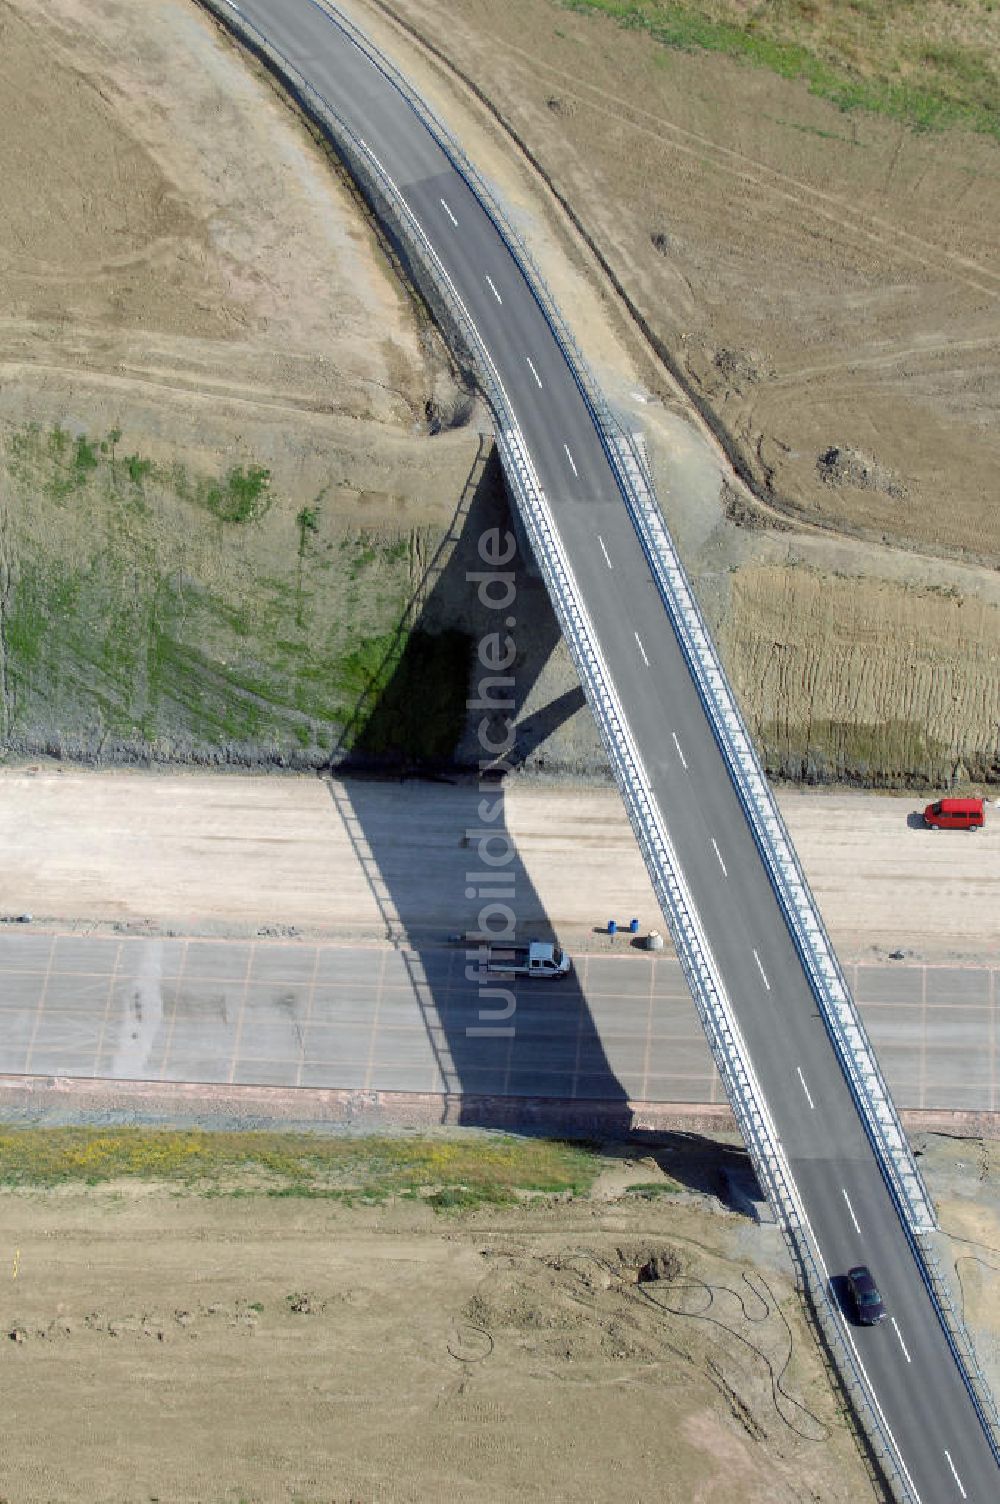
[1,766,996,965]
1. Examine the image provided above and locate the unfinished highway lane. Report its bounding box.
[208,2,997,1496]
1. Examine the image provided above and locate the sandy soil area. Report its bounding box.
[0,0,458,444]
[0,1173,870,1504]
[1,1128,996,1504]
[0,0,475,596]
[370,0,1000,565]
[343,0,1000,787]
[0,767,996,963]
[1,0,998,785]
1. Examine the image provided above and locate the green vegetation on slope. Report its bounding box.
[0,1127,602,1209]
[0,424,473,766]
[561,0,1000,138]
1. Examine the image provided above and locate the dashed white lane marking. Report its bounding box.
[564,443,578,476]
[944,1450,967,1498]
[711,838,727,877]
[525,356,543,388]
[634,632,649,667]
[797,1066,815,1110]
[842,1188,862,1237]
[752,949,770,992]
[891,1318,911,1364]
[671,732,687,769]
[485,274,502,304]
[439,197,458,226]
[597,535,612,569]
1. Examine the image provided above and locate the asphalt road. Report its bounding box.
[207,2,998,1496]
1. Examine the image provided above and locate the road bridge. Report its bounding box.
[195,2,1000,1495]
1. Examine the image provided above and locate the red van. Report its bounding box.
[923,797,985,830]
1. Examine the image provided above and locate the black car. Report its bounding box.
[847,1265,887,1325]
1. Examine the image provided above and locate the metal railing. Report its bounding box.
[496,414,925,1502]
[611,428,936,1223]
[320,0,936,1236]
[197,0,1000,1480]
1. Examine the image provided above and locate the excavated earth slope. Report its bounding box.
[2,0,999,786]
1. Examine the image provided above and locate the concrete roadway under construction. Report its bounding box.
[0,931,995,1119]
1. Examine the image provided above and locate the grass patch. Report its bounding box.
[759,715,952,787]
[622,1180,681,1198]
[0,1128,603,1210]
[560,0,1000,139]
[0,424,462,763]
[202,464,271,525]
[125,454,154,487]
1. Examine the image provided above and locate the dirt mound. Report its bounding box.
[615,1241,684,1285]
[817,446,906,500]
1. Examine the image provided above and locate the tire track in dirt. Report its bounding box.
[482,34,1000,299]
[770,336,1000,387]
[0,356,418,421]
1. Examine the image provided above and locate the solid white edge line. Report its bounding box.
[842,1187,862,1237]
[711,838,728,877]
[351,135,926,1504]
[891,1317,912,1364]
[634,631,650,667]
[944,1449,967,1498]
[597,535,612,569]
[525,355,543,388]
[796,1066,815,1110]
[439,196,458,226]
[564,443,578,476]
[485,274,502,304]
[752,948,770,992]
[810,1230,923,1503]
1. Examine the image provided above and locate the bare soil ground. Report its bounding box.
[3,0,1000,784]
[0,0,482,765]
[372,0,1000,563]
[352,0,1000,785]
[0,1124,997,1504]
[1,767,996,963]
[0,1160,871,1503]
[0,0,453,433]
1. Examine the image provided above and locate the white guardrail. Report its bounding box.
[313,0,937,1235]
[198,1,1000,1483]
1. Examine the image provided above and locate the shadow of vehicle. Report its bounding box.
[828,1273,854,1322]
[906,811,929,830]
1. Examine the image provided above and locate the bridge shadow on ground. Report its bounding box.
[328,439,628,1134]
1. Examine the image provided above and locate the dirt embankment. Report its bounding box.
[0,0,484,767]
[357,0,1000,789]
[2,0,1000,785]
[373,0,1000,562]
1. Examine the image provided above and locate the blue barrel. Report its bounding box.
[629,917,639,934]
[607,919,617,936]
